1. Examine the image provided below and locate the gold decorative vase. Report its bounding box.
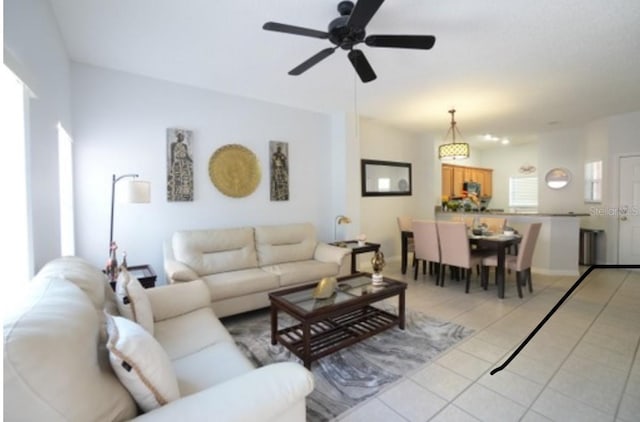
[371,251,385,285]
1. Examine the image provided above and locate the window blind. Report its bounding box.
[509,176,538,208]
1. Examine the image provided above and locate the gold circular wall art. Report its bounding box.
[208,144,261,198]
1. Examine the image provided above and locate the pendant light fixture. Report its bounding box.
[438,109,470,160]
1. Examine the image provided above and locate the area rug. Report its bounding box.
[223,305,473,421]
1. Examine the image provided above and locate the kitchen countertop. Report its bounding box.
[435,210,589,217]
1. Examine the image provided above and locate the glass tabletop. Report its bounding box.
[279,275,393,312]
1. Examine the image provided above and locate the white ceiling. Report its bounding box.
[49,0,640,146]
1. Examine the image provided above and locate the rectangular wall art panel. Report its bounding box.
[167,128,194,201]
[269,141,289,201]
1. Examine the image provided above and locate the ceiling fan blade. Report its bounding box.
[365,34,436,49]
[348,49,377,83]
[347,0,385,30]
[289,47,337,75]
[263,22,328,39]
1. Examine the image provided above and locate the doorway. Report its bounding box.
[618,155,640,264]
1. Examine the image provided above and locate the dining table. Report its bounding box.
[401,229,521,299]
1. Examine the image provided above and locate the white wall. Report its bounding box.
[4,0,72,272]
[536,128,586,214]
[358,118,426,262]
[71,64,339,281]
[479,142,539,211]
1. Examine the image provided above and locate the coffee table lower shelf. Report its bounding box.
[273,306,399,369]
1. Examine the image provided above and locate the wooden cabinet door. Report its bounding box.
[452,166,465,196]
[442,165,454,198]
[483,169,493,197]
[443,165,493,198]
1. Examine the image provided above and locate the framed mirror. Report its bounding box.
[545,167,571,189]
[361,159,412,197]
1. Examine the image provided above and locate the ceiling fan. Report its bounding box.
[263,0,436,83]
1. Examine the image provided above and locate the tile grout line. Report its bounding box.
[425,274,571,421]
[612,272,640,421]
[426,270,621,421]
[518,268,630,420]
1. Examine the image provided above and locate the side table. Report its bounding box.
[109,264,157,290]
[331,240,381,274]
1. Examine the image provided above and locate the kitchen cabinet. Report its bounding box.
[442,165,453,199]
[442,164,493,198]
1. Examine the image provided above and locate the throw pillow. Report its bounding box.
[115,268,154,335]
[106,314,180,412]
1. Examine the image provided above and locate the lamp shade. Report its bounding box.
[122,180,151,203]
[438,142,470,160]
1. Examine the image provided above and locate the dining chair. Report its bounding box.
[479,217,506,234]
[436,221,485,293]
[397,216,416,268]
[412,220,440,283]
[481,222,542,298]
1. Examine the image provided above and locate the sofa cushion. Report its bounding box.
[115,268,154,334]
[106,315,180,412]
[3,278,137,421]
[255,223,317,266]
[153,307,234,360]
[171,341,255,397]
[202,268,279,301]
[262,260,341,287]
[172,227,258,275]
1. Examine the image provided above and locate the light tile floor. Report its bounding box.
[335,262,640,422]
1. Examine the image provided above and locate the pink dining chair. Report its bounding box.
[397,216,416,267]
[481,223,542,298]
[436,221,485,293]
[412,220,440,283]
[450,215,475,228]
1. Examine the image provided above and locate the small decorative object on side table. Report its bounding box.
[371,251,386,286]
[105,241,119,284]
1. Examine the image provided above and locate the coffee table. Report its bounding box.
[269,273,407,369]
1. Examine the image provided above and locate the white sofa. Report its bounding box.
[164,222,351,317]
[3,256,314,421]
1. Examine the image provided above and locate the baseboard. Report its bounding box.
[531,267,579,277]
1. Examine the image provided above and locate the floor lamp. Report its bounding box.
[109,173,151,253]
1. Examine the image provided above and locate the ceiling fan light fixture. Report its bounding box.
[438,109,470,160]
[263,0,435,83]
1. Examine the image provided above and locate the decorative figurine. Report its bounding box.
[121,251,128,270]
[371,250,385,285]
[313,277,337,299]
[357,233,367,246]
[105,241,119,282]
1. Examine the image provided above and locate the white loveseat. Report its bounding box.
[164,222,351,317]
[3,256,314,421]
